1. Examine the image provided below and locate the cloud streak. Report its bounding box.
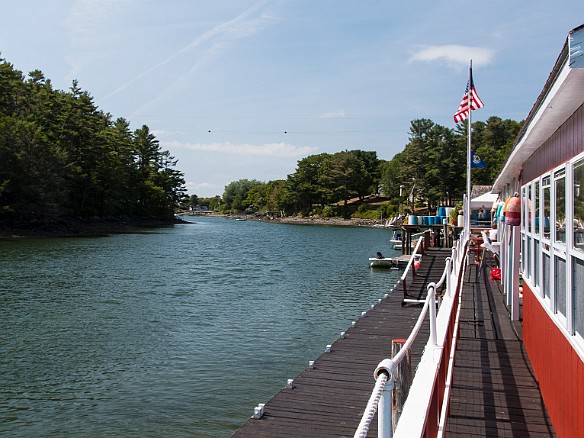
[103,0,279,104]
[410,44,495,69]
[168,140,318,158]
[63,0,132,82]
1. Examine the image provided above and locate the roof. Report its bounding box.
[470,185,493,199]
[493,23,584,192]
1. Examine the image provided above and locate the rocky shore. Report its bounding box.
[225,214,381,227]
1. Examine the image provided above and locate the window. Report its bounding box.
[535,180,540,235]
[555,169,566,244]
[574,257,584,338]
[543,176,551,240]
[556,257,566,317]
[528,183,533,233]
[574,159,584,251]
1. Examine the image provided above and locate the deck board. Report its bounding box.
[444,256,555,437]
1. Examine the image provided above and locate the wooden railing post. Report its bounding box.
[391,339,412,432]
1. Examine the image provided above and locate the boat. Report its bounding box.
[368,257,397,269]
[390,229,403,249]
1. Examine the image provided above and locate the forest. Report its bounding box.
[1,57,522,228]
[205,116,522,218]
[0,59,187,228]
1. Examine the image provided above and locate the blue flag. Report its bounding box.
[471,152,487,168]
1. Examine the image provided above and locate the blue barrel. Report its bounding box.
[437,206,446,217]
[409,215,418,225]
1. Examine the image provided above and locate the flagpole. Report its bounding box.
[465,60,472,239]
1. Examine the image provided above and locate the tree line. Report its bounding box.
[0,58,187,226]
[1,57,522,225]
[201,117,522,218]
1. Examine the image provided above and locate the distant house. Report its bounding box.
[492,23,584,437]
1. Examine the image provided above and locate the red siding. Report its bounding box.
[522,103,584,182]
[523,283,584,437]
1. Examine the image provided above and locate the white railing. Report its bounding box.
[354,234,469,438]
[399,232,429,302]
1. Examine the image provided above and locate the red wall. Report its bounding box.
[523,283,584,437]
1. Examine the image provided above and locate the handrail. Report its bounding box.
[400,236,424,282]
[400,236,425,301]
[355,234,469,438]
[354,290,431,438]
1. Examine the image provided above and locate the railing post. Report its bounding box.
[391,339,411,433]
[379,374,394,438]
[428,283,437,347]
[445,257,452,298]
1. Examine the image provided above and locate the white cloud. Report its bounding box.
[409,45,495,69]
[168,141,318,158]
[185,181,221,193]
[320,109,346,118]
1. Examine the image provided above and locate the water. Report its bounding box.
[0,216,402,437]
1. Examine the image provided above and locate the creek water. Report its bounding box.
[0,216,402,437]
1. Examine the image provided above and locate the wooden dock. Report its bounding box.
[231,249,556,437]
[445,257,555,437]
[232,248,449,437]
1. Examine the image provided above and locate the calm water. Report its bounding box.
[0,216,401,437]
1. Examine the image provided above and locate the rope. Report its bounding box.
[354,372,388,438]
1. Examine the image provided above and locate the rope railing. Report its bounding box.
[400,236,424,300]
[354,295,431,438]
[354,234,469,438]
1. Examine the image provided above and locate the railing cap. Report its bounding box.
[374,358,395,380]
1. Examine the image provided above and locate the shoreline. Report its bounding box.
[183,212,383,228]
[0,216,188,239]
[1,214,386,239]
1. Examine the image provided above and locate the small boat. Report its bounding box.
[369,257,396,269]
[390,229,403,249]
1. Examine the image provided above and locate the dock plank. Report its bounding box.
[445,254,555,437]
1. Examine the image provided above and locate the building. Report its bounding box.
[492,23,584,438]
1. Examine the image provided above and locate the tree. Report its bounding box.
[189,194,199,210]
[222,179,262,212]
[286,153,330,213]
[0,58,187,223]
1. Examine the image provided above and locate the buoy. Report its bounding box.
[505,194,521,226]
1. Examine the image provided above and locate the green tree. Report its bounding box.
[222,179,262,212]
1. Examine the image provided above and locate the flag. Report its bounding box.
[471,152,487,168]
[453,68,484,123]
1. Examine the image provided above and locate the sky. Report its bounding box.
[1,1,582,197]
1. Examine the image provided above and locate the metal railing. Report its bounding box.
[354,234,469,438]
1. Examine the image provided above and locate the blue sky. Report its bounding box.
[2,1,582,197]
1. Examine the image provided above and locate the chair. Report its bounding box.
[479,230,500,276]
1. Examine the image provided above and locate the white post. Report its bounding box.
[446,257,452,297]
[511,226,521,320]
[379,376,394,438]
[428,284,437,347]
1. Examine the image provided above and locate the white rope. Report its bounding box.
[354,372,388,438]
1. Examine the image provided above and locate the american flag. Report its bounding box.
[453,68,484,123]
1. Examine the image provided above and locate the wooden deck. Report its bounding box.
[231,248,450,437]
[445,256,555,437]
[231,248,556,437]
